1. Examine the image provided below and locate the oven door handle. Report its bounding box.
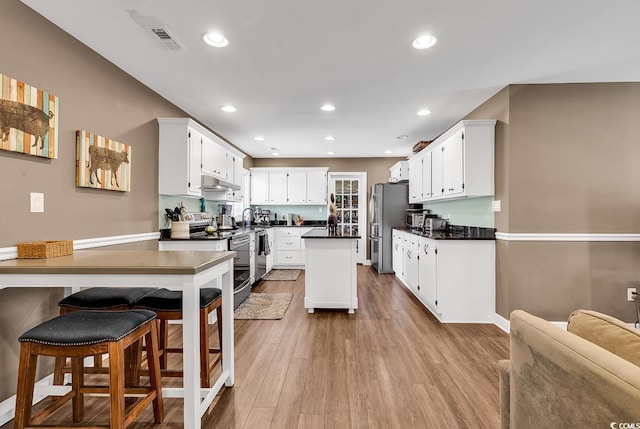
[233,280,252,295]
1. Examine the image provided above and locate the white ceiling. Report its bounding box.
[21,0,640,159]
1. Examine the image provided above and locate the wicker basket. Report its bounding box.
[412,140,432,153]
[17,240,73,259]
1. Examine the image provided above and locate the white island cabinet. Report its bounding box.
[302,230,359,314]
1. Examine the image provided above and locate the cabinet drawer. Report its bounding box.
[276,236,301,250]
[275,228,301,238]
[276,251,301,265]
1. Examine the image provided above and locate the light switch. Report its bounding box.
[492,200,501,212]
[30,192,44,213]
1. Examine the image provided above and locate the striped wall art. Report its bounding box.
[76,130,131,192]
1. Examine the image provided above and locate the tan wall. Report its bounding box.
[0,0,190,401]
[471,83,640,321]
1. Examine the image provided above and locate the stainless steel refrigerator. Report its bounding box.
[369,182,408,273]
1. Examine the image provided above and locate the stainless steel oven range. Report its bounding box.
[228,233,251,308]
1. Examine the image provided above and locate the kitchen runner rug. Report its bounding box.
[262,269,301,281]
[234,293,293,320]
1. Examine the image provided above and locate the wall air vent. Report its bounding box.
[145,26,185,50]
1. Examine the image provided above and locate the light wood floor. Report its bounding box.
[3,266,509,428]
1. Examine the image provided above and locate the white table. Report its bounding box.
[0,250,235,429]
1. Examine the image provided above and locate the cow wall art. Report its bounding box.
[0,73,59,159]
[76,130,131,192]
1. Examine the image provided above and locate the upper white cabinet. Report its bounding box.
[407,119,496,202]
[158,118,202,197]
[250,167,328,205]
[159,118,245,198]
[389,161,409,183]
[306,170,327,204]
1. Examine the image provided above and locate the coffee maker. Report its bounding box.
[217,204,235,229]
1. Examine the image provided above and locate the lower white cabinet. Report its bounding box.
[273,227,313,268]
[392,230,404,279]
[393,229,495,323]
[249,232,256,284]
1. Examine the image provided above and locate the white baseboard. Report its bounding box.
[363,260,371,266]
[494,312,568,333]
[495,232,640,242]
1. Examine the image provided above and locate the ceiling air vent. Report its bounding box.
[145,26,185,50]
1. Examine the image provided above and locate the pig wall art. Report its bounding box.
[76,130,131,192]
[0,73,59,159]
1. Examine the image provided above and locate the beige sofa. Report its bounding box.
[500,309,640,429]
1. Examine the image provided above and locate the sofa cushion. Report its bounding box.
[568,309,640,367]
[508,310,640,429]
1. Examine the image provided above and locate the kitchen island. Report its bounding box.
[0,250,235,429]
[301,229,360,314]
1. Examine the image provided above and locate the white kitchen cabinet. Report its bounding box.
[392,230,404,279]
[269,171,288,203]
[266,228,275,273]
[249,167,328,205]
[407,119,495,202]
[201,136,226,180]
[250,170,269,204]
[158,118,202,197]
[408,154,423,203]
[417,236,437,307]
[389,161,409,183]
[273,227,307,267]
[287,171,307,203]
[158,239,228,252]
[159,118,246,197]
[403,233,419,295]
[416,235,494,323]
[442,129,464,196]
[306,170,327,204]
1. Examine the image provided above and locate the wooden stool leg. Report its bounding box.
[200,307,210,388]
[14,343,37,429]
[53,356,66,386]
[146,321,165,423]
[71,357,84,422]
[159,319,169,369]
[216,304,223,352]
[108,341,126,429]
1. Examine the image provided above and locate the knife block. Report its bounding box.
[170,221,189,239]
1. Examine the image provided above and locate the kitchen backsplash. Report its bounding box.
[159,195,229,228]
[422,196,494,228]
[250,204,327,223]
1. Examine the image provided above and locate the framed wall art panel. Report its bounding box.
[0,73,59,159]
[76,130,131,192]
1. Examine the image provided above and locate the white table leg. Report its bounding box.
[182,275,200,429]
[222,259,235,386]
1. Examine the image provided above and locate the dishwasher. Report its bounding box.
[255,229,268,282]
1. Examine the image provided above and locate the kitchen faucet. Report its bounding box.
[241,207,255,227]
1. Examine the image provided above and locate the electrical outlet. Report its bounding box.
[628,287,637,301]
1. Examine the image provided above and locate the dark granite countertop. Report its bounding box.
[394,225,496,240]
[159,228,255,241]
[302,229,361,239]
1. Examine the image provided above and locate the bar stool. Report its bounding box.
[54,287,157,384]
[132,288,223,388]
[14,310,164,429]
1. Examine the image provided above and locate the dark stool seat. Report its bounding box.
[14,310,164,429]
[54,287,157,384]
[133,288,223,388]
[58,287,156,310]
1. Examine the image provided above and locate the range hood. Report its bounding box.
[201,174,240,191]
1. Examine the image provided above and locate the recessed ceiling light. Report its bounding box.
[221,105,236,113]
[254,136,265,141]
[397,135,408,140]
[412,35,437,50]
[324,136,336,141]
[320,104,335,112]
[327,151,335,155]
[385,150,393,154]
[203,32,229,47]
[271,152,279,156]
[416,109,432,116]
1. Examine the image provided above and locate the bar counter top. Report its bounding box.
[0,250,235,275]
